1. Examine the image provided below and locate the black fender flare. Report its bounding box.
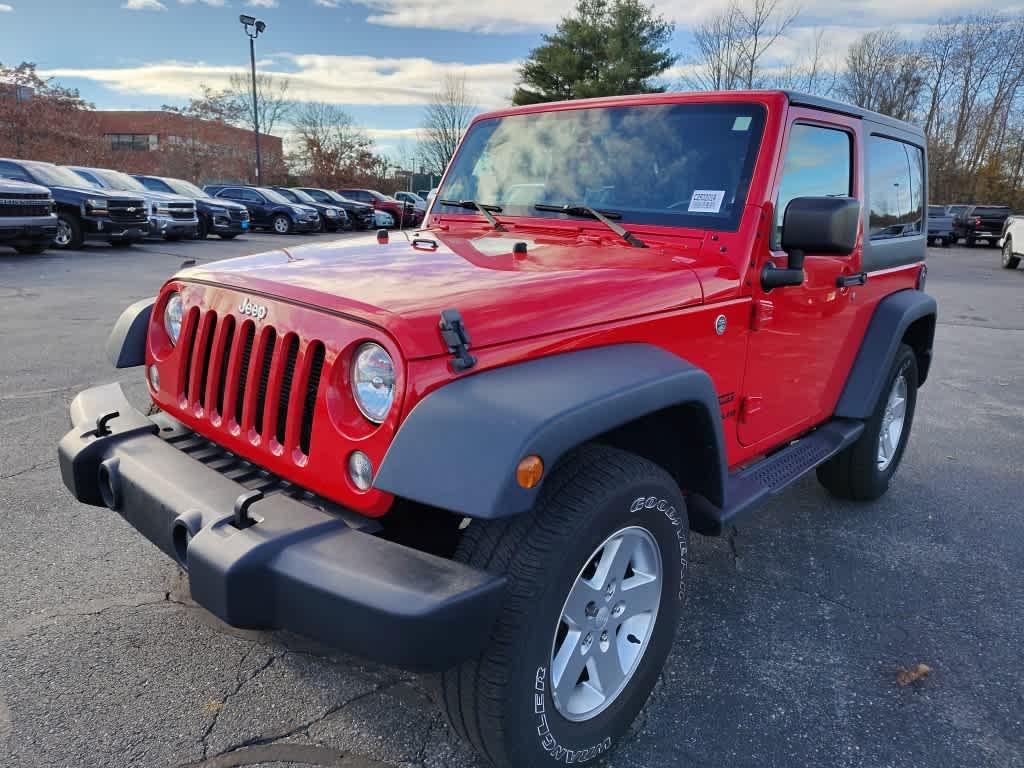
[835,289,936,420]
[374,344,727,520]
[106,297,154,368]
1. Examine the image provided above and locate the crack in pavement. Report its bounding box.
[0,592,186,642]
[0,461,57,482]
[186,681,408,768]
[178,743,394,768]
[726,524,742,571]
[199,646,276,760]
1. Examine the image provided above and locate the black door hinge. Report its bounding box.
[439,309,477,373]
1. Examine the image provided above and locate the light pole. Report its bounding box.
[239,15,266,184]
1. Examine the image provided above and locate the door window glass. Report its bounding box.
[774,124,852,247]
[868,136,925,240]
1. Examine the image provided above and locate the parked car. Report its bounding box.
[394,190,427,213]
[337,188,423,228]
[62,91,935,768]
[998,214,1024,270]
[927,205,956,246]
[953,204,1012,247]
[374,209,395,228]
[270,187,347,232]
[0,158,148,248]
[0,177,57,255]
[134,175,250,240]
[295,187,375,230]
[203,185,320,234]
[68,167,198,241]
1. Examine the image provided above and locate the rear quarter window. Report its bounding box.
[868,135,925,240]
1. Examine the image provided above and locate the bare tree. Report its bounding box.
[836,30,924,122]
[686,0,798,91]
[228,72,293,138]
[772,28,837,96]
[291,101,375,186]
[418,74,476,176]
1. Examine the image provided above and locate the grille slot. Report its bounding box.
[276,335,300,445]
[197,313,217,408]
[300,343,325,456]
[215,317,235,416]
[180,308,200,400]
[234,323,255,426]
[253,329,277,436]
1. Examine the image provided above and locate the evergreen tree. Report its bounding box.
[512,0,676,105]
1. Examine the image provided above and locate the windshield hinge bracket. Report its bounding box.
[439,309,477,373]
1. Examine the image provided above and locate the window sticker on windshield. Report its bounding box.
[689,190,726,213]
[732,116,752,131]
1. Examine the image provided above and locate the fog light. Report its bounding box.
[348,451,374,491]
[148,364,160,391]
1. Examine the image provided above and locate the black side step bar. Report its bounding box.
[688,418,865,535]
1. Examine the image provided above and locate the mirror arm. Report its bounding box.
[760,249,806,292]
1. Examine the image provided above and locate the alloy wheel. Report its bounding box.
[549,525,662,722]
[55,219,72,247]
[877,373,908,471]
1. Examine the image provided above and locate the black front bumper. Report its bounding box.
[58,383,505,671]
[83,215,148,243]
[0,221,57,244]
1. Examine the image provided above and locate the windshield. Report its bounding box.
[438,102,766,230]
[288,188,318,204]
[165,178,205,198]
[258,187,293,205]
[94,169,148,193]
[25,162,98,188]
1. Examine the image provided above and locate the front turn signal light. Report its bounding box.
[516,455,544,489]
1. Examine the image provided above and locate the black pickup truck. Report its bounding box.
[0,159,148,248]
[954,205,1013,247]
[0,178,57,254]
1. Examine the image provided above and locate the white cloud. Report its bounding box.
[0,4,13,11]
[352,0,1018,34]
[178,0,229,6]
[315,0,342,6]
[41,55,520,109]
[366,127,422,140]
[247,0,278,6]
[123,0,167,8]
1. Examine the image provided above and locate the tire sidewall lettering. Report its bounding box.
[533,665,613,764]
[631,495,688,599]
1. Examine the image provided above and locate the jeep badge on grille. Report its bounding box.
[239,297,268,320]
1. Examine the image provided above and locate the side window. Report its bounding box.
[0,161,32,182]
[774,124,852,247]
[76,170,101,186]
[218,189,241,200]
[868,136,925,240]
[142,177,171,193]
[244,190,264,203]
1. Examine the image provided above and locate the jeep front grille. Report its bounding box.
[177,308,326,457]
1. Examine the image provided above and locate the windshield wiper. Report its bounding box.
[438,199,506,231]
[533,203,646,248]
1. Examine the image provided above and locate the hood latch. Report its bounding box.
[439,309,477,373]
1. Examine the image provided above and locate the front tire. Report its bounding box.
[54,213,84,249]
[817,344,918,500]
[217,233,238,240]
[272,214,292,235]
[435,444,688,768]
[1003,238,1021,269]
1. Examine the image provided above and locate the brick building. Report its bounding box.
[92,111,284,184]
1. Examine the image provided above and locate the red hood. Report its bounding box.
[178,229,705,359]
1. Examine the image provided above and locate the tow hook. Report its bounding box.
[83,410,120,439]
[232,489,264,530]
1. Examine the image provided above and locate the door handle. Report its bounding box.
[836,271,867,288]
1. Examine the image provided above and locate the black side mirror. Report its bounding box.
[762,196,861,291]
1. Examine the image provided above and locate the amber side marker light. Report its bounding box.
[516,455,544,489]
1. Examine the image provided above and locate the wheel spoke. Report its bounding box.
[590,644,626,696]
[619,574,660,618]
[593,534,636,587]
[551,629,587,705]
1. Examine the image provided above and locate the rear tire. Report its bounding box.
[1003,238,1020,269]
[433,444,688,768]
[817,344,918,500]
[965,235,976,248]
[14,243,48,255]
[217,233,238,240]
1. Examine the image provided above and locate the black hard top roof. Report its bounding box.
[783,91,925,137]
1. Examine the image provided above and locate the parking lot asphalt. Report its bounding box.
[1,234,1022,768]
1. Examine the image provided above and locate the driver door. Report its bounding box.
[738,114,864,447]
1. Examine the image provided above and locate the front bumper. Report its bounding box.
[82,214,148,242]
[149,215,199,239]
[294,216,320,233]
[58,383,505,671]
[0,214,58,244]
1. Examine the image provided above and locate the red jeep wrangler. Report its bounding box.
[59,91,935,767]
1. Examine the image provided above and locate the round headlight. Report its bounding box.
[163,292,183,345]
[351,342,395,424]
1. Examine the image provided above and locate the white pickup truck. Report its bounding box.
[1000,214,1024,269]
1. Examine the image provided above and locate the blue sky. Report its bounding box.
[0,0,1016,156]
